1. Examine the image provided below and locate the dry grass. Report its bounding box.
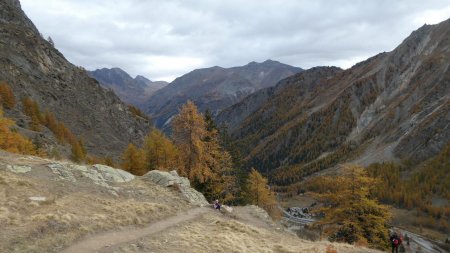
[0,153,188,253]
[113,213,382,253]
[0,152,382,253]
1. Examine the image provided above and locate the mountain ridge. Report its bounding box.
[88,67,168,108]
[145,60,303,129]
[218,18,450,185]
[0,0,151,158]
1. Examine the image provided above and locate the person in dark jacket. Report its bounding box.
[213,199,221,211]
[389,232,402,253]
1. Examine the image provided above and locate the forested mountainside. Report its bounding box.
[88,68,167,108]
[219,18,450,186]
[0,0,151,157]
[145,60,302,129]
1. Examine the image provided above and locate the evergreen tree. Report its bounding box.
[204,109,217,133]
[219,123,247,190]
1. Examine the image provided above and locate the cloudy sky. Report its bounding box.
[21,0,450,82]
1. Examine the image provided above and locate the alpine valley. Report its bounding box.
[0,0,448,252]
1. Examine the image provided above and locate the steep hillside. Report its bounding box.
[0,0,151,157]
[0,151,382,253]
[145,60,302,129]
[221,19,450,185]
[217,66,343,131]
[88,68,167,108]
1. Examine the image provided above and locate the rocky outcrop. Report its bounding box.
[6,164,31,173]
[0,0,151,158]
[1,153,135,195]
[142,170,208,206]
[46,163,135,190]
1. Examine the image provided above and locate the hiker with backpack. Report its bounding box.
[390,232,402,253]
[213,199,221,211]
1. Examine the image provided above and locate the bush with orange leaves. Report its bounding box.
[0,107,36,155]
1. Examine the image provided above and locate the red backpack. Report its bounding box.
[393,238,399,246]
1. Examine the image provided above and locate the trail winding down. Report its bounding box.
[60,207,209,253]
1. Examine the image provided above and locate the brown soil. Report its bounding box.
[61,207,209,253]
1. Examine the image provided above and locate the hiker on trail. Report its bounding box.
[390,232,402,253]
[213,199,221,211]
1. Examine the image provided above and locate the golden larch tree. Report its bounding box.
[70,138,85,163]
[0,107,36,154]
[143,128,180,171]
[245,168,278,217]
[0,82,16,109]
[172,100,212,183]
[313,164,391,250]
[203,122,239,204]
[121,143,146,175]
[22,97,43,131]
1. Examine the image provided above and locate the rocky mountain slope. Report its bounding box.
[145,60,302,129]
[0,0,151,157]
[0,150,382,253]
[88,68,167,108]
[219,19,450,185]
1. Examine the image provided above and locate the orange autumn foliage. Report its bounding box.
[0,107,36,155]
[0,82,16,109]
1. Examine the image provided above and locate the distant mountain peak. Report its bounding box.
[135,75,151,82]
[262,59,279,64]
[88,68,167,108]
[146,60,303,129]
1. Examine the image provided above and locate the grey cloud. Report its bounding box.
[20,0,450,81]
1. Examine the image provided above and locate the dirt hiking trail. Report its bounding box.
[60,207,209,253]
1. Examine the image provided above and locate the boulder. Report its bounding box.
[6,164,31,173]
[142,170,208,206]
[46,162,134,188]
[48,163,77,182]
[92,164,135,183]
[143,170,188,187]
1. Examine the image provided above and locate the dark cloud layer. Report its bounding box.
[21,0,450,81]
